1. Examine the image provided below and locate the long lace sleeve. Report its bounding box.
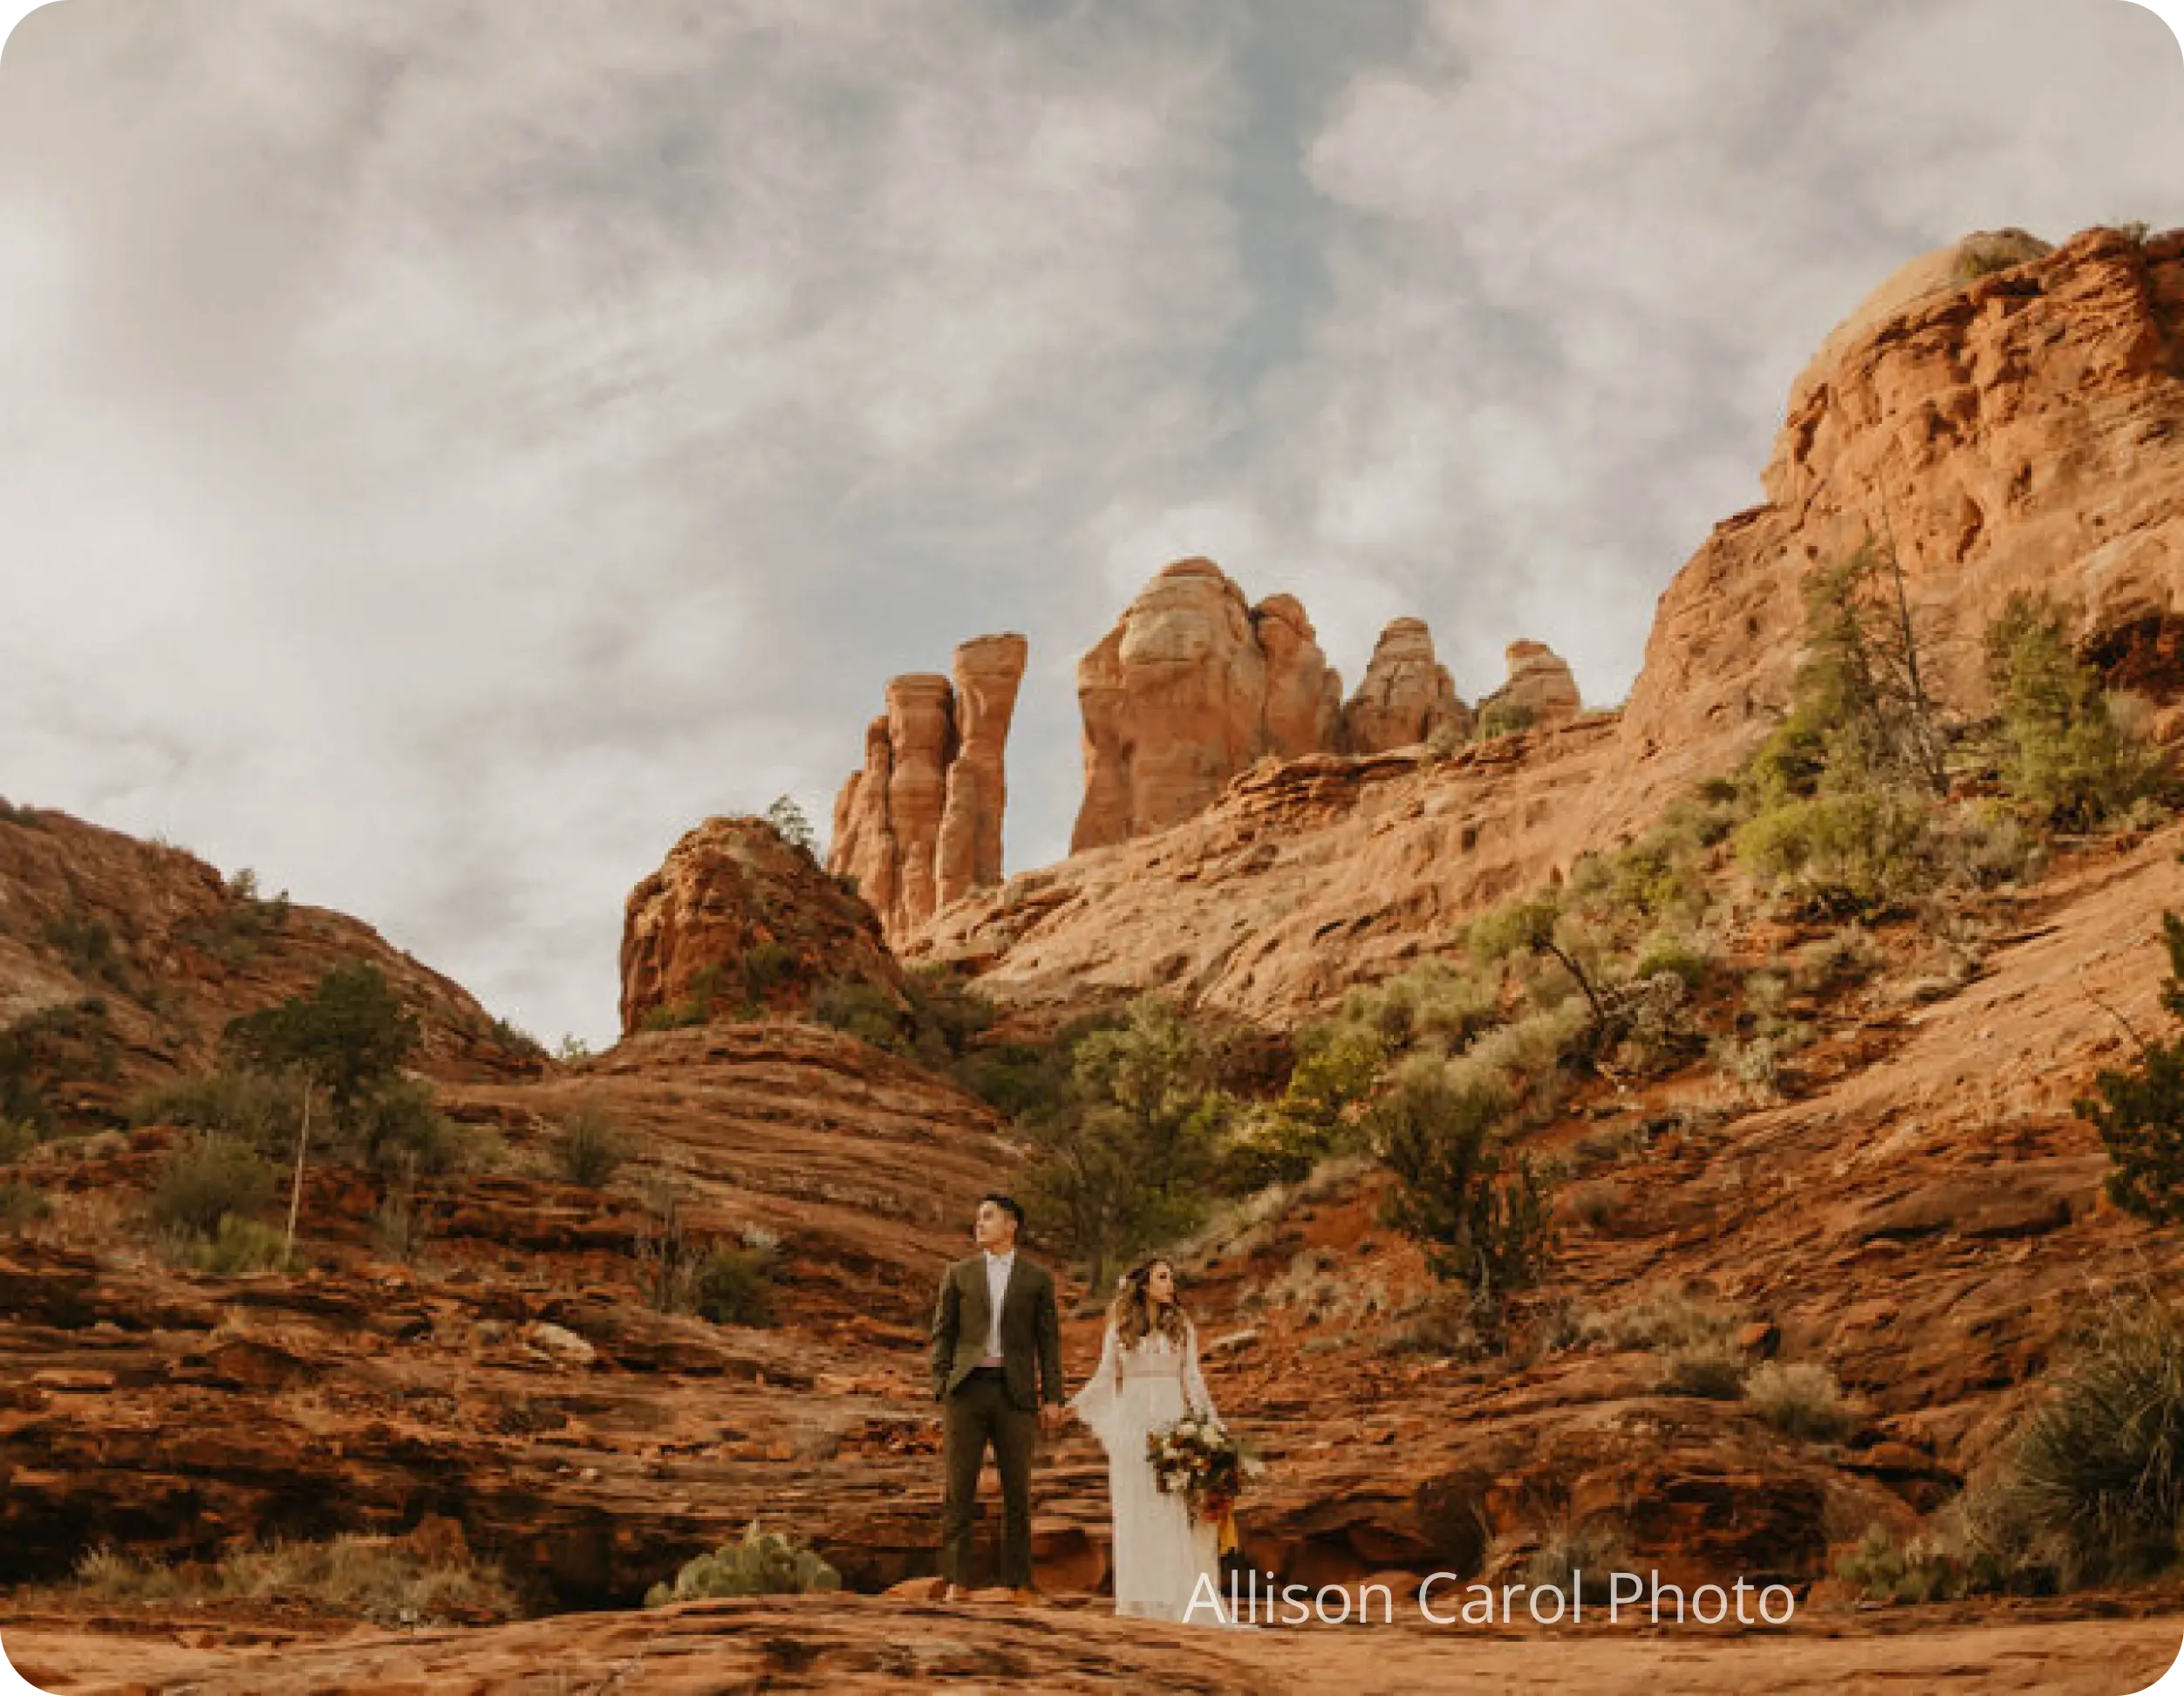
[1068,1320,1126,1451]
[1183,1320,1218,1425]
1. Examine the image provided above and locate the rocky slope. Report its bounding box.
[0,804,543,1130]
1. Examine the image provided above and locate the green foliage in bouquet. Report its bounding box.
[643,1522,840,1605]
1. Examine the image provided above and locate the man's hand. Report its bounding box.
[1038,1403,1066,1435]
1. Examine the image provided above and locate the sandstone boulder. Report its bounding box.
[936,634,1030,909]
[621,815,902,1037]
[1340,618,1471,753]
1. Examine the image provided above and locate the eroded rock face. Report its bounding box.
[621,816,902,1036]
[827,637,1027,940]
[1478,639,1581,731]
[1073,559,1280,852]
[1255,593,1345,759]
[1621,225,2184,786]
[1341,619,1471,753]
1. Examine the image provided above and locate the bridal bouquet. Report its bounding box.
[1145,1412,1260,1524]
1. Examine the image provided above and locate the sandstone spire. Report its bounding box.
[828,636,1027,942]
[1478,639,1581,730]
[1340,617,1471,753]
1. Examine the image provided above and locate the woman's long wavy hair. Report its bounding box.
[1109,1257,1191,1351]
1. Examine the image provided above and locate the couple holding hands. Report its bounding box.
[929,1193,1228,1624]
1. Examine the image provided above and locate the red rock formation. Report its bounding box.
[1254,593,1345,759]
[827,638,1026,941]
[935,633,1029,909]
[620,816,902,1036]
[1478,639,1581,730]
[1072,559,1281,851]
[1340,617,1471,752]
[1621,225,2184,793]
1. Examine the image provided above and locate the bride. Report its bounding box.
[1068,1258,1232,1624]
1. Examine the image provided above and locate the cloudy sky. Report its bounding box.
[2,0,2181,1046]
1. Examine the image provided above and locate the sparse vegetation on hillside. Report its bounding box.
[1984,592,2165,831]
[553,1098,630,1189]
[2079,911,2184,1228]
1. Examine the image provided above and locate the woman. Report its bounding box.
[1068,1258,1230,1624]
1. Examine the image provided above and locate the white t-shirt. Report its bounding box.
[982,1248,1014,1362]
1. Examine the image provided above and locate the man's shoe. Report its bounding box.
[1009,1586,1048,1607]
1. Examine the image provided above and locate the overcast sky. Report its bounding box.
[2,0,2181,1047]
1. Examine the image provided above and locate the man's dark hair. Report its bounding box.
[983,1192,1026,1229]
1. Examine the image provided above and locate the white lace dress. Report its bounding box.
[1068,1319,1230,1624]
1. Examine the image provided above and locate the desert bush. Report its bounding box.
[1655,1337,1747,1399]
[645,1522,839,1604]
[1477,701,1536,739]
[2079,912,2184,1228]
[1984,592,2165,831]
[187,1214,291,1275]
[1341,961,1500,1053]
[1524,1518,1633,1603]
[1744,1360,1857,1440]
[1019,997,1229,1287]
[0,1180,49,1233]
[690,1244,777,1327]
[1371,1069,1553,1323]
[1710,1033,1783,1100]
[1581,1288,1739,1352]
[1794,924,1880,990]
[0,1118,38,1166]
[1943,804,2047,888]
[554,1099,630,1189]
[67,1528,519,1625]
[1630,933,1710,991]
[1835,1523,1976,1604]
[149,1134,275,1238]
[129,1066,307,1158]
[811,977,905,1048]
[1736,786,1938,915]
[2003,1296,2184,1583]
[352,1077,473,1178]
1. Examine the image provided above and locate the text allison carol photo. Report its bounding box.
[1191,1569,1800,1629]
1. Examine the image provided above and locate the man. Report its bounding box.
[930,1192,1065,1604]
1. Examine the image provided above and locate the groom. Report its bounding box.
[930,1192,1065,1603]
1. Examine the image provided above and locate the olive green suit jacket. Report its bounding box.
[930,1252,1065,1412]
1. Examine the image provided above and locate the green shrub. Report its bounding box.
[1736,786,1937,914]
[554,1099,629,1189]
[1477,701,1536,739]
[1524,1518,1633,1604]
[149,1135,275,1238]
[765,796,817,858]
[1630,933,1710,991]
[2079,912,2184,1228]
[1744,1360,1857,1440]
[1340,961,1498,1053]
[1655,1337,1747,1399]
[188,1214,291,1275]
[1582,1288,1740,1352]
[2005,1297,2184,1583]
[645,1522,839,1604]
[1984,592,2164,831]
[1835,1523,1976,1604]
[225,963,420,1118]
[1371,1069,1553,1320]
[811,978,904,1049]
[689,1245,777,1327]
[129,1066,307,1158]
[352,1078,472,1178]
